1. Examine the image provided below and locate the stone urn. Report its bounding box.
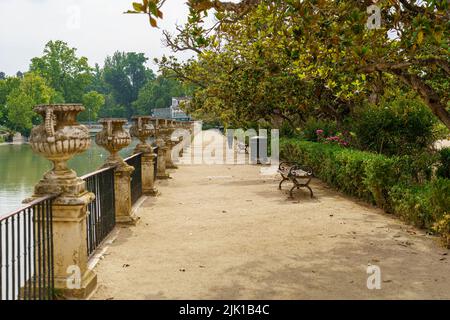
[95,118,131,168]
[168,120,177,139]
[156,119,169,142]
[152,118,170,178]
[28,104,91,199]
[130,116,155,153]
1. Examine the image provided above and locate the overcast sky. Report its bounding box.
[0,0,194,76]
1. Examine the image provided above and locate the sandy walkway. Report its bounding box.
[90,160,450,300]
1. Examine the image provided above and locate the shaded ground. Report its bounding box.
[91,163,450,300]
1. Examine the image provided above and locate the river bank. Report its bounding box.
[0,140,139,215]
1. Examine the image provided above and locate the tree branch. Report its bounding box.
[359,62,450,129]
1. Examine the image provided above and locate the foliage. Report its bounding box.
[132,0,450,130]
[279,121,298,138]
[390,179,450,247]
[4,73,57,135]
[78,91,106,122]
[437,148,450,179]
[125,0,164,27]
[280,138,450,245]
[280,139,413,207]
[1,40,187,132]
[102,52,152,118]
[434,214,450,248]
[351,95,437,155]
[98,94,126,118]
[132,74,187,115]
[0,76,21,126]
[30,40,92,103]
[301,118,338,142]
[6,93,36,135]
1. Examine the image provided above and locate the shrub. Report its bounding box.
[390,178,450,247]
[437,148,450,179]
[280,139,413,206]
[350,96,436,156]
[364,155,412,211]
[301,117,337,142]
[280,138,450,246]
[434,214,450,248]
[390,184,434,229]
[279,121,296,138]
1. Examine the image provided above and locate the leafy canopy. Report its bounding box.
[30,40,92,103]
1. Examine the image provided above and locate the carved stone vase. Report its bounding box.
[130,116,158,196]
[154,118,170,179]
[29,104,92,199]
[130,116,154,153]
[95,118,132,168]
[164,120,178,169]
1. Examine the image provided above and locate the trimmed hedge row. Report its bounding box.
[280,138,450,247]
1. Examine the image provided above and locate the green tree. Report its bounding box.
[30,40,92,102]
[0,77,21,126]
[129,0,450,129]
[98,93,126,118]
[5,73,57,134]
[132,74,186,115]
[103,52,152,118]
[79,91,105,123]
[87,63,108,94]
[6,93,36,134]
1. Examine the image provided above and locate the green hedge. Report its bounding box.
[280,138,450,247]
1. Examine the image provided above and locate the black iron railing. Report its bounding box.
[82,167,116,257]
[0,195,56,300]
[125,153,143,206]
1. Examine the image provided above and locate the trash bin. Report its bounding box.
[153,146,158,181]
[250,136,268,164]
[226,130,234,149]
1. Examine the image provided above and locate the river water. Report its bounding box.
[0,139,139,216]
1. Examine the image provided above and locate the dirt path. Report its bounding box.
[91,159,450,299]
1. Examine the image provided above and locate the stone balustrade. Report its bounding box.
[24,104,191,299]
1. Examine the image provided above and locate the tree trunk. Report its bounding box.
[390,69,450,130]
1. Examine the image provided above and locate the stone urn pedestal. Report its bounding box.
[154,119,170,179]
[163,120,178,169]
[130,116,158,196]
[96,118,138,225]
[27,104,96,299]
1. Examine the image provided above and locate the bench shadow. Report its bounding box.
[253,189,321,205]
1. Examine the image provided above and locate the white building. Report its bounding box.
[152,97,191,120]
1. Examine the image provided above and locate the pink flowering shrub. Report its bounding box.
[316,129,352,147]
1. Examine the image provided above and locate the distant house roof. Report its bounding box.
[152,97,192,120]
